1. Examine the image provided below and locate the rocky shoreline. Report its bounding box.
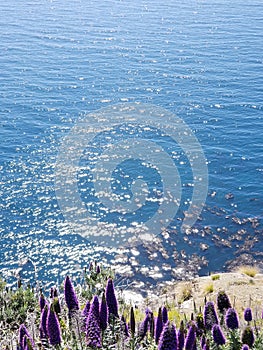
[125,272,263,317]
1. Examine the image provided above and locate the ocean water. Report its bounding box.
[0,0,262,292]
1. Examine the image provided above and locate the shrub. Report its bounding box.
[211,274,220,281]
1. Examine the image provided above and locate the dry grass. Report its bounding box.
[179,283,193,303]
[204,283,214,294]
[237,265,259,278]
[145,272,263,318]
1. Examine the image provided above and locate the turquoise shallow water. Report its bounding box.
[0,0,262,290]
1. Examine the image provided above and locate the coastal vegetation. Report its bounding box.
[237,267,259,279]
[0,263,263,350]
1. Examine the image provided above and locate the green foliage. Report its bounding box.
[81,262,114,300]
[0,276,6,292]
[227,329,242,350]
[253,330,263,350]
[211,274,220,281]
[0,284,37,330]
[167,308,181,326]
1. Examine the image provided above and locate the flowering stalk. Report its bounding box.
[212,324,226,346]
[149,311,155,339]
[130,306,136,336]
[39,293,46,311]
[82,300,90,318]
[86,295,101,348]
[244,308,252,323]
[241,326,254,348]
[53,297,61,316]
[158,321,177,350]
[185,324,196,350]
[225,308,239,330]
[162,306,168,324]
[23,335,34,350]
[64,276,79,315]
[155,307,163,344]
[138,313,150,340]
[200,335,206,349]
[121,315,129,338]
[105,278,118,321]
[177,320,185,350]
[47,304,62,346]
[204,302,219,330]
[18,324,35,350]
[100,292,108,332]
[128,306,136,350]
[217,291,231,314]
[242,346,249,350]
[40,305,48,339]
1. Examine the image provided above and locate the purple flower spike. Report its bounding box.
[64,276,79,312]
[242,326,255,347]
[88,295,100,321]
[100,293,108,331]
[200,335,206,349]
[82,300,91,317]
[121,315,129,338]
[155,307,163,344]
[40,305,48,338]
[47,305,62,346]
[145,307,152,315]
[244,308,252,322]
[139,314,150,340]
[212,324,226,345]
[185,325,196,350]
[158,321,177,350]
[242,346,250,350]
[204,302,219,330]
[19,324,35,349]
[39,293,46,311]
[226,308,239,329]
[203,341,210,350]
[162,306,168,324]
[86,295,101,348]
[23,336,28,349]
[150,312,155,338]
[217,291,232,314]
[130,307,136,335]
[23,335,34,350]
[53,287,58,298]
[81,300,90,332]
[105,278,118,319]
[177,320,185,350]
[19,324,30,347]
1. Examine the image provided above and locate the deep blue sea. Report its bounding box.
[0,0,262,292]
